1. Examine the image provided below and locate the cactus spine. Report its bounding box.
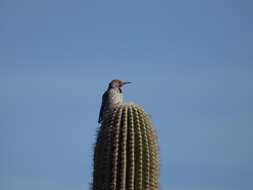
[92,103,159,190]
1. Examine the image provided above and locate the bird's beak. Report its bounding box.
[122,81,131,85]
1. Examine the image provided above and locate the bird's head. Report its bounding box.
[108,79,131,92]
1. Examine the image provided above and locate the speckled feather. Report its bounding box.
[98,88,123,123]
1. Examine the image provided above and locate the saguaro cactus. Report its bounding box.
[92,103,159,190]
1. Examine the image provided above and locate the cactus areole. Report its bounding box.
[92,103,160,190]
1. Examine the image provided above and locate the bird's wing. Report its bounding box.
[98,91,107,123]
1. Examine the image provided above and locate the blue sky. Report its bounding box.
[0,0,253,190]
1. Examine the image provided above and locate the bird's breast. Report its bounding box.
[107,90,123,109]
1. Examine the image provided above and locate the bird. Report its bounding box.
[98,79,131,124]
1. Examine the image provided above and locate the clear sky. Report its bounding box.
[1,0,253,190]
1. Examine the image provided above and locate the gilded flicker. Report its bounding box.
[98,79,130,123]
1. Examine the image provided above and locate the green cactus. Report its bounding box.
[92,103,159,190]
